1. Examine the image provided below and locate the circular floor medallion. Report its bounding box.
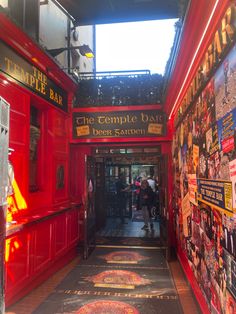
[76,300,139,314]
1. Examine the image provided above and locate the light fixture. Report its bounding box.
[46,45,94,58]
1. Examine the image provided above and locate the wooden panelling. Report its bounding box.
[5,233,30,295]
[54,213,67,257]
[33,220,52,272]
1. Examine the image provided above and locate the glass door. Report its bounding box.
[105,164,131,219]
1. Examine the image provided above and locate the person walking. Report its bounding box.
[147,175,156,192]
[137,179,154,230]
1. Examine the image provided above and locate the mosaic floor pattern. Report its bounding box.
[33,247,183,314]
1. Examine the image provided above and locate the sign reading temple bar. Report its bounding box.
[0,41,68,111]
[72,110,166,139]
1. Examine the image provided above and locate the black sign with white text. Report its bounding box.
[72,110,166,139]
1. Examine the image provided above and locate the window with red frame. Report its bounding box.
[29,106,41,192]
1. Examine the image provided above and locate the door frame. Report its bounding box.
[83,155,96,259]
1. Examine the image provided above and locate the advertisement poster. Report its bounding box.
[226,290,236,314]
[208,151,220,180]
[197,179,233,215]
[217,108,236,154]
[224,248,236,299]
[193,144,199,172]
[182,193,192,237]
[215,46,236,121]
[229,159,236,210]
[209,124,219,156]
[188,174,198,205]
[206,128,213,153]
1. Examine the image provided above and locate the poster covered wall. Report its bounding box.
[172,25,236,314]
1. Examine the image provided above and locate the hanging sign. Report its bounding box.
[72,110,166,139]
[0,41,68,111]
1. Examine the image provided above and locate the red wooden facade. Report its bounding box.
[0,10,80,306]
[0,1,234,312]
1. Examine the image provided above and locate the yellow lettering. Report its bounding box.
[41,83,46,95]
[20,69,30,84]
[4,57,12,72]
[222,7,235,46]
[49,89,63,105]
[214,30,222,56]
[30,75,36,87]
[76,116,94,125]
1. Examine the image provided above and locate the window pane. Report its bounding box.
[29,106,40,192]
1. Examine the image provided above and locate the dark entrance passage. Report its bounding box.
[91,146,168,253]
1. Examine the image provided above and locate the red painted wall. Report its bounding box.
[0,11,79,306]
[169,1,235,313]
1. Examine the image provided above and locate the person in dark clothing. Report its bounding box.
[115,174,130,223]
[137,179,154,230]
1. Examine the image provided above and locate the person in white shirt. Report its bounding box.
[147,176,156,192]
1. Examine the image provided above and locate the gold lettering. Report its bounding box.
[141,113,162,123]
[4,57,12,72]
[41,83,46,95]
[76,116,94,125]
[97,115,137,125]
[35,79,41,92]
[49,89,63,105]
[92,128,113,136]
[114,128,145,136]
[33,66,47,84]
[214,30,222,57]
[207,44,214,74]
[222,7,235,46]
[13,63,21,75]
[30,75,36,87]
[20,69,30,84]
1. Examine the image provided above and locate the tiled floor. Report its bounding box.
[6,257,80,314]
[6,257,201,314]
[96,217,160,238]
[6,219,202,314]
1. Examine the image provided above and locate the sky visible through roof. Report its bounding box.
[96,19,178,75]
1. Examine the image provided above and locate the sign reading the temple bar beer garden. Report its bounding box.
[73,110,166,139]
[0,41,68,111]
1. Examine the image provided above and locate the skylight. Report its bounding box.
[96,19,178,75]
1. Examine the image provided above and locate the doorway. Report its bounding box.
[105,164,132,221]
[91,147,165,245]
